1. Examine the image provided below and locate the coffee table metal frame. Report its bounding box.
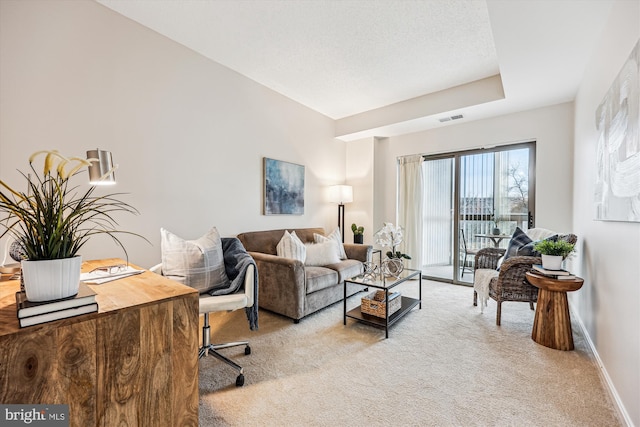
[343,268,422,338]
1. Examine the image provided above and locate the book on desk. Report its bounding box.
[531,264,576,280]
[15,282,98,327]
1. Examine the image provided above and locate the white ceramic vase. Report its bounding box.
[541,254,563,271]
[21,256,82,302]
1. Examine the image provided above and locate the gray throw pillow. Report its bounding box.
[160,227,230,294]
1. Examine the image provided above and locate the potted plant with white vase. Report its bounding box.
[533,239,575,271]
[0,150,143,302]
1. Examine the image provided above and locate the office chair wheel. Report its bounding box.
[236,374,245,387]
[245,345,251,355]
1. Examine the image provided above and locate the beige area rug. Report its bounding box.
[198,279,623,426]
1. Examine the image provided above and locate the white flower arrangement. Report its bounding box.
[374,222,411,260]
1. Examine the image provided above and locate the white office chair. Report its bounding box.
[197,263,255,386]
[151,241,256,387]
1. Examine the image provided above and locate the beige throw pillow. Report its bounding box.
[314,227,347,260]
[276,230,306,262]
[160,227,230,294]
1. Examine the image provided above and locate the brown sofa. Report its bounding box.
[237,227,371,322]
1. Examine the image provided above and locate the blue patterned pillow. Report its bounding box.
[503,227,531,261]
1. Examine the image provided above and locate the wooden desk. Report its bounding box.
[0,258,199,426]
[525,272,584,351]
[475,233,511,248]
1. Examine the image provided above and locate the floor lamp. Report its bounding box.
[329,185,353,242]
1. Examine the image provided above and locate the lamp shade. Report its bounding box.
[329,185,353,204]
[87,149,116,185]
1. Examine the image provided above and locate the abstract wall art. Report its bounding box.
[263,158,304,215]
[594,39,640,222]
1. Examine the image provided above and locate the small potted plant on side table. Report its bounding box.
[351,223,364,244]
[533,239,575,270]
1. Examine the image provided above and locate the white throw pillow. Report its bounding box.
[526,227,556,241]
[160,227,230,294]
[304,241,340,266]
[314,227,347,260]
[276,230,306,262]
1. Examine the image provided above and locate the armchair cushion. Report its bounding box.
[160,227,230,294]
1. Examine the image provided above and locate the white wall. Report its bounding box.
[573,1,639,425]
[371,102,575,235]
[0,0,346,268]
[345,137,375,244]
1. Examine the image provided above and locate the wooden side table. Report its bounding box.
[525,272,584,351]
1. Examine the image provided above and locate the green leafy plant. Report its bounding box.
[533,239,575,258]
[0,150,145,261]
[351,223,364,236]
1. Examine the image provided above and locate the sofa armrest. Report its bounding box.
[474,247,505,270]
[343,244,371,262]
[247,251,307,320]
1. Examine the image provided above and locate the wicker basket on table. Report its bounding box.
[361,290,401,318]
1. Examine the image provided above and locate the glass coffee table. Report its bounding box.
[343,268,422,338]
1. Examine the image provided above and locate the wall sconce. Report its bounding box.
[87,149,116,185]
[328,185,353,242]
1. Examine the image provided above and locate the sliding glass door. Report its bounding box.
[422,142,535,285]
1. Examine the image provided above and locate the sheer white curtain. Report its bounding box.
[398,154,424,270]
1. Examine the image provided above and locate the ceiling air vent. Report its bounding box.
[438,114,464,123]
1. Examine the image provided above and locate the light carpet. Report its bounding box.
[198,279,623,426]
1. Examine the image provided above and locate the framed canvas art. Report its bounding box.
[594,39,640,222]
[263,158,304,215]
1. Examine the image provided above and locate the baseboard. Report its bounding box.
[571,307,635,427]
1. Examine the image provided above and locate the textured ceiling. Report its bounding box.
[96,0,615,140]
